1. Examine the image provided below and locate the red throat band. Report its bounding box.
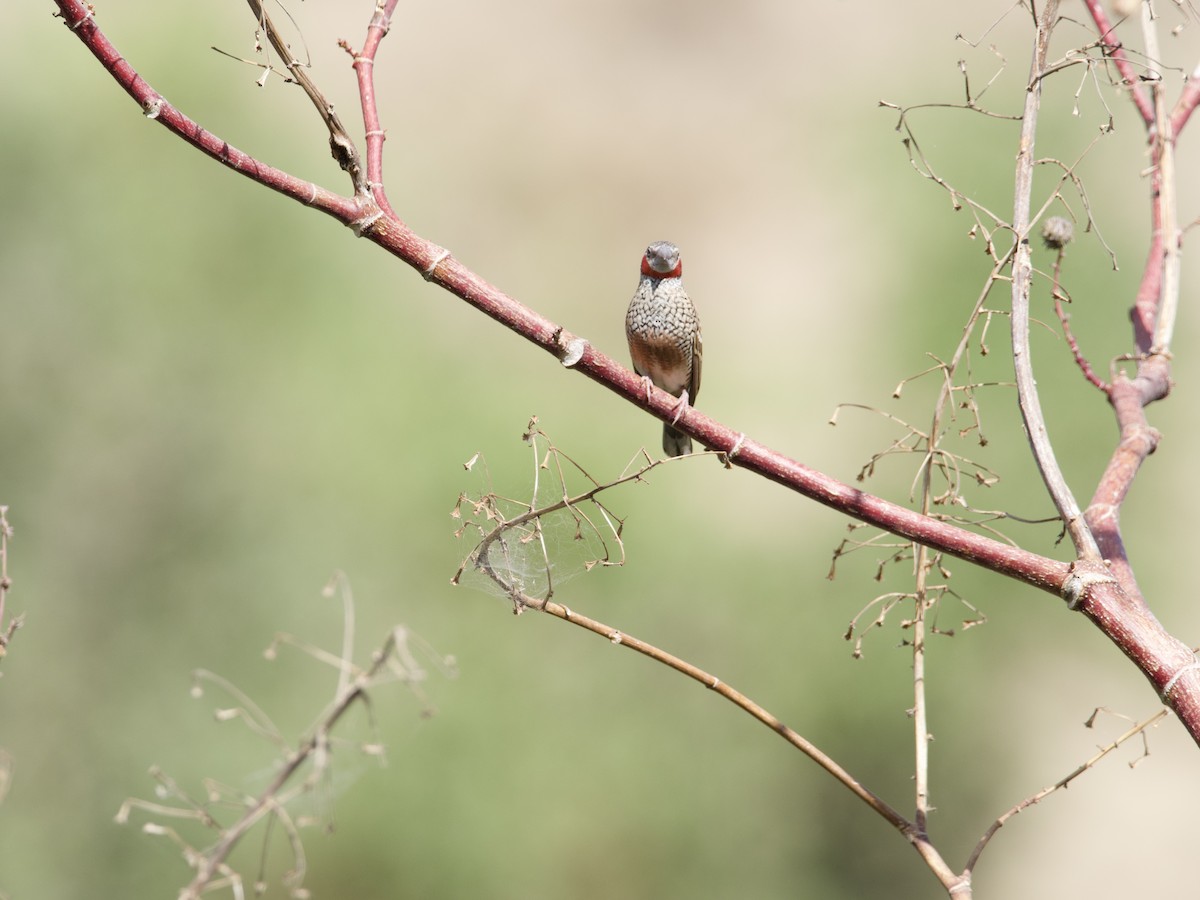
[641,256,682,279]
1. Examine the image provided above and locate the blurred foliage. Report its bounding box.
[2,3,1200,899]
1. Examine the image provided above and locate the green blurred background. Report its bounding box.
[4,2,1200,897]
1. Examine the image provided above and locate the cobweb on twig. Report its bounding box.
[451,417,672,612]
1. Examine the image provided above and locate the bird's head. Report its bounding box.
[641,241,682,279]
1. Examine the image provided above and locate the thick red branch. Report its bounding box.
[50,0,1071,596]
[411,249,1072,593]
[56,4,363,225]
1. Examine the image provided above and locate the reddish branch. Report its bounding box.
[48,1,1068,590]
[1049,256,1107,392]
[1074,2,1199,728]
[1073,3,1176,583]
[1080,0,1155,128]
[340,0,400,221]
[1170,67,1200,135]
[50,1,1200,745]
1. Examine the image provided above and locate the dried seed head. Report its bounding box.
[1042,216,1074,250]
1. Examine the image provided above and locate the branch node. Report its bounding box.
[67,6,95,30]
[423,248,451,281]
[348,209,384,236]
[1060,566,1117,610]
[559,337,588,369]
[720,433,747,469]
[1161,657,1200,701]
[141,96,164,119]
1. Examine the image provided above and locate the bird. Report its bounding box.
[625,240,703,457]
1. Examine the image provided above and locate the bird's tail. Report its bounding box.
[662,424,693,457]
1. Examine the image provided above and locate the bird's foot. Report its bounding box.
[640,375,655,403]
[669,389,690,425]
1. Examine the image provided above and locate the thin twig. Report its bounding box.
[1168,60,1200,134]
[0,506,16,657]
[907,245,1017,850]
[1049,248,1109,392]
[911,557,933,838]
[340,0,401,219]
[963,708,1169,874]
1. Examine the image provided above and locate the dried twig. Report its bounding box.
[963,708,1170,876]
[0,506,15,658]
[115,575,448,899]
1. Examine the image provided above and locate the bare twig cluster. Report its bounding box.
[114,574,452,899]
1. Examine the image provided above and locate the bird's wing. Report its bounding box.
[689,324,703,406]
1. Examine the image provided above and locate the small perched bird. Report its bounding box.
[625,240,703,456]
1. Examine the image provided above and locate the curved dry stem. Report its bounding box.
[1009,0,1102,562]
[491,575,968,892]
[0,506,15,658]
